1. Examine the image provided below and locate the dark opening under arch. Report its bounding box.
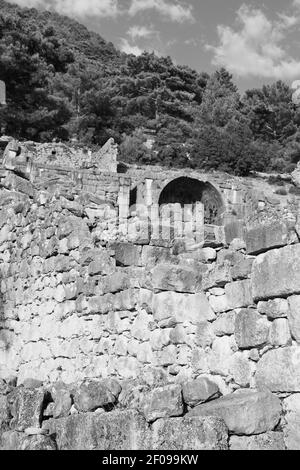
[158,177,224,225]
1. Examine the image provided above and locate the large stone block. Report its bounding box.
[151,416,228,450]
[230,432,285,450]
[268,318,291,347]
[46,410,149,450]
[9,387,45,430]
[111,242,142,267]
[225,280,253,309]
[213,311,235,336]
[287,296,300,343]
[229,352,253,387]
[245,223,291,255]
[73,379,121,412]
[255,347,300,392]
[203,263,232,291]
[152,291,215,324]
[187,390,281,435]
[257,298,289,319]
[141,385,183,422]
[251,245,300,301]
[0,431,56,450]
[283,394,300,450]
[234,309,270,349]
[149,263,202,294]
[182,377,219,407]
[0,395,10,432]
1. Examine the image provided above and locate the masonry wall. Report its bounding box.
[2,166,300,449]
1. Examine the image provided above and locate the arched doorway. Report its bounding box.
[158,177,224,225]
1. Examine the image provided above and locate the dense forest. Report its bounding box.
[1,0,300,175]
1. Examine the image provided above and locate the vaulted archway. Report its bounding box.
[158,177,224,225]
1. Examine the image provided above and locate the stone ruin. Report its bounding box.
[1,138,300,450]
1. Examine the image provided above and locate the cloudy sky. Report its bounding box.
[8,0,300,90]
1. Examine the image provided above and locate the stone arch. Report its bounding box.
[158,177,224,225]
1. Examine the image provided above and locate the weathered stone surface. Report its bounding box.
[0,431,56,450]
[230,432,285,450]
[152,291,215,324]
[187,390,281,435]
[203,263,232,291]
[229,352,253,387]
[231,258,253,280]
[287,295,300,343]
[141,246,171,268]
[208,336,235,376]
[195,322,215,348]
[251,245,300,301]
[257,298,289,319]
[22,378,43,389]
[46,410,149,450]
[141,385,183,422]
[283,394,300,450]
[256,347,300,392]
[150,263,202,294]
[9,388,45,430]
[49,383,72,419]
[268,318,291,347]
[112,242,142,267]
[213,311,235,336]
[151,416,228,450]
[245,223,290,255]
[74,379,120,412]
[225,280,253,309]
[209,294,231,313]
[200,248,217,262]
[235,309,270,349]
[182,377,219,406]
[0,395,10,431]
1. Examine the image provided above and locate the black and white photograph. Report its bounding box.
[1,0,300,454]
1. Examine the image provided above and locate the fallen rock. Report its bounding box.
[186,390,281,435]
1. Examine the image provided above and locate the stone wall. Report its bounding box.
[2,159,300,449]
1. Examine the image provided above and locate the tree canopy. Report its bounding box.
[0,0,299,175]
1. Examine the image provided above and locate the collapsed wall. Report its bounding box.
[1,150,300,449]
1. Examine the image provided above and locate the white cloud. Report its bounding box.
[127,25,157,40]
[207,5,300,80]
[128,0,193,23]
[120,39,144,56]
[11,0,120,18]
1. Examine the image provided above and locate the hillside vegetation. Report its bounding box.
[1,0,300,175]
